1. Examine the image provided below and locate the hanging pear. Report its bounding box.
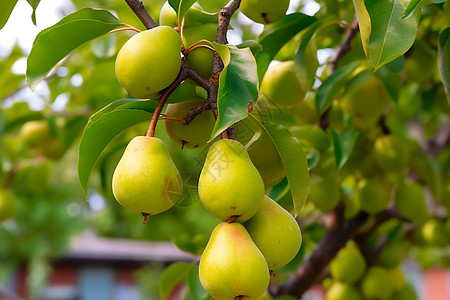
[199,222,270,300]
[198,139,265,222]
[244,196,302,270]
[112,136,182,222]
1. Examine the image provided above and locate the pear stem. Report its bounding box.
[141,213,149,224]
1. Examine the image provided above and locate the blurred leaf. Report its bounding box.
[186,266,210,300]
[159,263,193,300]
[0,0,18,29]
[262,122,310,216]
[410,148,443,200]
[210,46,258,140]
[26,0,40,25]
[366,0,420,70]
[306,149,320,169]
[329,128,357,169]
[78,100,156,195]
[169,0,197,19]
[27,7,125,91]
[315,61,360,115]
[438,27,450,103]
[171,232,199,255]
[257,13,316,80]
[0,45,25,101]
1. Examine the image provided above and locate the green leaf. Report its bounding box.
[366,0,420,70]
[315,61,360,116]
[78,100,156,195]
[353,0,372,56]
[438,27,450,104]
[401,0,423,18]
[329,128,357,169]
[187,266,209,300]
[27,7,125,91]
[262,122,310,216]
[0,45,25,100]
[160,263,194,300]
[26,0,40,25]
[0,0,18,29]
[257,13,316,80]
[169,0,197,19]
[210,46,258,140]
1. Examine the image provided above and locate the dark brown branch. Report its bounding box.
[124,0,157,29]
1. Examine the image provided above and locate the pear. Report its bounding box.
[360,266,395,300]
[308,176,340,212]
[164,98,215,148]
[240,0,289,24]
[392,284,418,300]
[421,218,450,247]
[326,282,362,300]
[115,26,181,99]
[329,246,366,284]
[0,189,16,222]
[244,196,302,270]
[354,177,391,214]
[199,222,270,300]
[372,135,411,172]
[112,136,182,221]
[395,181,428,223]
[198,139,265,222]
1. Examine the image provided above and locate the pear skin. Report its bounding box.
[112,136,182,218]
[240,0,289,24]
[244,196,302,270]
[199,222,270,300]
[0,189,16,222]
[198,139,265,222]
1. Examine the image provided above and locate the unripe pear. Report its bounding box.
[360,266,395,300]
[373,135,411,172]
[112,136,182,219]
[392,284,418,300]
[199,222,270,300]
[421,218,450,247]
[198,139,265,222]
[355,178,391,214]
[240,0,289,24]
[164,98,215,148]
[115,26,181,99]
[389,267,406,291]
[329,246,366,284]
[326,282,362,300]
[260,61,307,108]
[20,120,65,160]
[308,176,340,212]
[290,124,331,152]
[0,189,16,222]
[244,196,302,270]
[378,241,404,268]
[395,182,428,223]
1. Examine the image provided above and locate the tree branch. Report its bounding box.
[124,0,157,29]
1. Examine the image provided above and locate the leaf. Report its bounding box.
[256,13,316,80]
[329,128,357,169]
[78,100,156,195]
[262,122,310,216]
[187,266,209,300]
[27,7,125,91]
[26,0,40,25]
[401,0,423,18]
[169,0,197,19]
[315,61,360,115]
[0,0,18,29]
[159,263,193,300]
[438,27,450,104]
[366,0,420,70]
[353,0,372,56]
[210,46,258,140]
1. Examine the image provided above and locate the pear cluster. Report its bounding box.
[198,139,302,299]
[325,243,418,300]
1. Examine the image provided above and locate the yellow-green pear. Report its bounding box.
[20,119,65,160]
[354,178,391,214]
[112,136,182,220]
[421,218,450,247]
[290,124,331,152]
[395,182,428,223]
[260,61,307,108]
[308,176,340,212]
[378,241,404,268]
[0,189,16,222]
[199,222,270,300]
[198,139,265,222]
[373,135,411,172]
[326,282,362,300]
[240,0,289,24]
[115,26,181,99]
[361,266,395,300]
[164,98,215,148]
[244,196,302,270]
[329,246,366,284]
[389,267,406,291]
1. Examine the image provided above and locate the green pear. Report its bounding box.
[308,176,340,212]
[260,61,307,108]
[392,284,418,300]
[421,218,450,247]
[354,177,391,214]
[199,222,270,300]
[20,119,65,160]
[240,0,289,24]
[389,267,406,291]
[244,196,302,270]
[115,26,181,99]
[395,182,428,223]
[326,282,362,300]
[329,246,366,284]
[0,189,16,222]
[361,266,395,300]
[112,136,182,219]
[290,124,331,152]
[198,139,265,222]
[164,98,215,148]
[378,241,404,268]
[183,23,217,78]
[373,135,411,172]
